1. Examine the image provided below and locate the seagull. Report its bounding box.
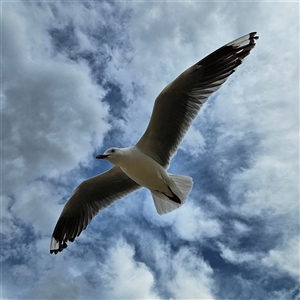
[50,32,258,254]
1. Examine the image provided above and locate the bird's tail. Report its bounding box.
[151,174,193,215]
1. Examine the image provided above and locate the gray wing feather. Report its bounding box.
[50,166,140,254]
[136,32,258,167]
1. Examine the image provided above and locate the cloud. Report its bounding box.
[173,202,222,242]
[165,247,215,299]
[3,3,111,194]
[262,236,299,279]
[99,240,158,299]
[2,1,299,299]
[25,239,158,299]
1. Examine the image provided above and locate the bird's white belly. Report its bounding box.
[120,156,169,192]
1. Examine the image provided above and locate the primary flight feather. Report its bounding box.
[50,32,259,254]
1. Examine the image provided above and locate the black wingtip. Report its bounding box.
[50,241,68,255]
[250,32,259,39]
[249,32,259,46]
[232,32,259,60]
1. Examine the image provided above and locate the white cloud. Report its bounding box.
[219,234,300,281]
[173,203,222,242]
[233,220,250,235]
[165,247,215,299]
[100,240,158,299]
[2,2,299,299]
[219,244,259,265]
[262,236,300,279]
[23,239,158,299]
[181,125,206,157]
[3,3,111,196]
[10,180,66,235]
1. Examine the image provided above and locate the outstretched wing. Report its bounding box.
[50,166,141,254]
[136,32,258,167]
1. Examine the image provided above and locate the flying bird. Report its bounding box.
[50,32,259,254]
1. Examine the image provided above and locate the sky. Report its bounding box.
[1,1,299,299]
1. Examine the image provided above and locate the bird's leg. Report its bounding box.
[161,187,181,204]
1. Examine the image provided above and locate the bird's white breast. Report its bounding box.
[119,147,169,191]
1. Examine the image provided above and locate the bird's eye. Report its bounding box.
[111,149,115,153]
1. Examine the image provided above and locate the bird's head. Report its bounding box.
[96,147,123,165]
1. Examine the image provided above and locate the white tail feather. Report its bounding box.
[151,174,193,215]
